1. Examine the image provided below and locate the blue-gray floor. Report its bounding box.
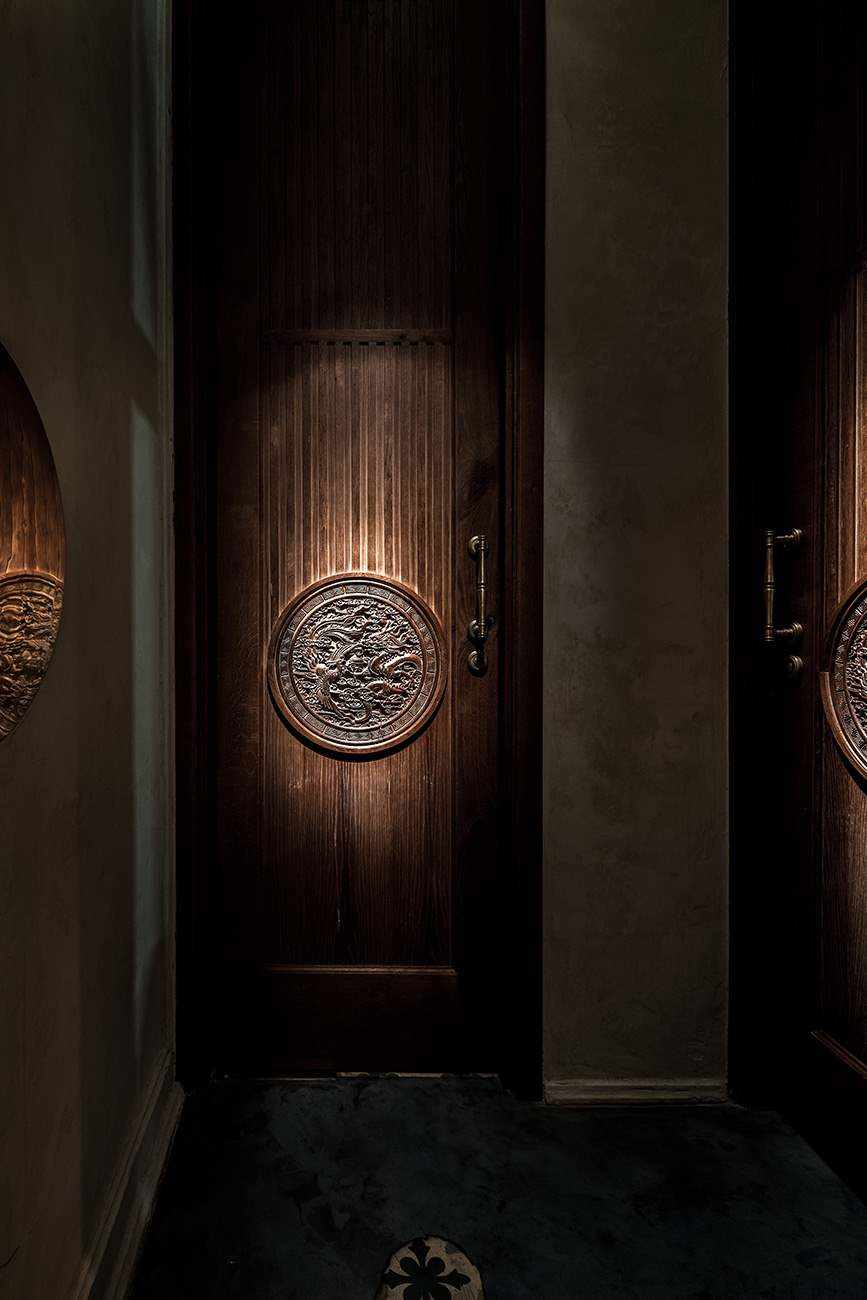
[131,1077,867,1299]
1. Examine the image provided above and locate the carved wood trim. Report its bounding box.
[265,328,452,346]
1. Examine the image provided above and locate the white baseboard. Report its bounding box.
[73,1047,184,1300]
[544,1076,727,1105]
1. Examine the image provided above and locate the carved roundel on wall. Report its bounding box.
[0,342,66,742]
[267,574,447,755]
[821,577,867,780]
[0,573,64,740]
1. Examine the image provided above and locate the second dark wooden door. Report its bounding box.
[202,0,514,1071]
[733,0,867,1191]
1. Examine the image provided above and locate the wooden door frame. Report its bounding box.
[728,0,810,1112]
[729,0,810,1112]
[728,0,764,1109]
[172,0,545,1096]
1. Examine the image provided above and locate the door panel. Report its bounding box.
[819,269,867,1068]
[733,0,867,1185]
[204,0,511,1070]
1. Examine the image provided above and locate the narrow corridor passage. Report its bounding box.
[131,1078,867,1299]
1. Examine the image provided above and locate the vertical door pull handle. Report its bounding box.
[468,534,494,675]
[763,527,803,645]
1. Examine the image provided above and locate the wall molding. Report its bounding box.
[545,1076,727,1105]
[158,0,178,1077]
[72,1048,183,1300]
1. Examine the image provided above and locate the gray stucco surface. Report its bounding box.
[544,0,728,1084]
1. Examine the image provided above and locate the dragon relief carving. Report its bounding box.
[844,623,867,735]
[0,572,63,740]
[270,577,445,753]
[289,596,424,727]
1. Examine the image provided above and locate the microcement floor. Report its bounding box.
[130,1076,867,1299]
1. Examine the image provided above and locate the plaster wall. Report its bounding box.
[544,0,728,1090]
[0,1,175,1295]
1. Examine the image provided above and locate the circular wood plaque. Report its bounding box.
[267,574,447,755]
[821,577,867,779]
[0,342,65,742]
[0,572,64,741]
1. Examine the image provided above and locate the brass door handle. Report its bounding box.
[764,527,803,645]
[468,534,494,674]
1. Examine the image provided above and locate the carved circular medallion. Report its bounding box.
[821,577,867,779]
[267,574,447,755]
[0,572,64,741]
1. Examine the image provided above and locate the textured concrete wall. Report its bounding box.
[544,0,728,1088]
[0,1,173,1294]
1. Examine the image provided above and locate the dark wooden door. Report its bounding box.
[191,0,526,1073]
[732,1,867,1188]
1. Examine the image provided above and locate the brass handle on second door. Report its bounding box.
[763,527,803,645]
[468,534,495,675]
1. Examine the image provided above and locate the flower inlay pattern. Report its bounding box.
[268,575,446,754]
[377,1237,483,1300]
[0,572,63,741]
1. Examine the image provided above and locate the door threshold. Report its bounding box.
[217,1071,501,1084]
